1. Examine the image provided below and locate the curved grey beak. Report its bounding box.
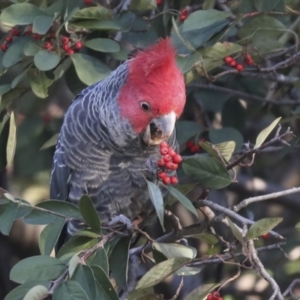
[143,111,176,145]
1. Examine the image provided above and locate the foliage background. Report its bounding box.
[0,0,300,299]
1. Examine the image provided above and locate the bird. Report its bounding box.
[50,38,186,244]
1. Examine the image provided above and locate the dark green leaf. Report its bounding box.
[227,217,246,248]
[254,0,280,12]
[4,280,48,300]
[164,186,197,217]
[23,40,39,56]
[0,85,12,96]
[147,180,165,231]
[136,257,190,289]
[0,3,49,25]
[153,249,168,264]
[23,285,48,300]
[72,265,96,300]
[209,127,243,151]
[39,218,65,256]
[79,195,101,233]
[92,266,119,300]
[203,0,216,9]
[33,15,53,34]
[186,233,218,245]
[87,247,108,275]
[28,68,53,98]
[57,236,98,260]
[0,202,18,235]
[200,141,236,162]
[85,38,120,53]
[182,157,231,189]
[129,0,157,10]
[175,121,202,145]
[72,6,112,20]
[2,37,31,68]
[246,217,283,240]
[71,53,110,85]
[34,50,61,71]
[74,229,100,238]
[110,236,131,291]
[53,281,88,300]
[10,255,66,284]
[40,133,59,150]
[184,283,220,300]
[69,254,80,278]
[72,20,122,31]
[153,242,196,259]
[255,117,281,149]
[127,288,156,300]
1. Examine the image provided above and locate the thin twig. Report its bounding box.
[282,279,300,298]
[168,277,184,300]
[234,186,300,212]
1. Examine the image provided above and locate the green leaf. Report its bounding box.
[153,249,168,264]
[74,229,100,238]
[6,111,16,169]
[296,222,300,232]
[127,288,156,300]
[72,20,122,31]
[147,180,165,231]
[136,257,190,289]
[39,218,65,256]
[227,217,246,247]
[2,37,31,68]
[57,236,98,260]
[23,40,39,56]
[164,186,197,216]
[0,3,49,25]
[200,141,236,162]
[203,0,216,10]
[72,265,96,300]
[4,280,48,300]
[85,38,120,53]
[255,117,282,149]
[23,285,48,300]
[0,203,18,235]
[69,254,80,278]
[254,0,280,12]
[110,236,131,291]
[79,195,101,233]
[129,0,157,10]
[28,68,53,98]
[182,157,231,189]
[40,133,58,150]
[71,53,111,85]
[175,121,202,145]
[186,233,218,245]
[246,217,283,240]
[209,128,243,151]
[33,15,54,34]
[11,67,29,88]
[34,50,61,71]
[184,283,220,300]
[72,6,112,20]
[153,242,196,259]
[10,255,66,284]
[87,247,109,275]
[53,281,89,300]
[0,85,11,97]
[182,9,231,32]
[92,266,119,300]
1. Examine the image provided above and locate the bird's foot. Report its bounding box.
[109,214,133,231]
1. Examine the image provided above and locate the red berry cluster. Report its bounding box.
[180,9,188,21]
[156,0,163,5]
[157,141,182,185]
[186,140,201,153]
[1,27,20,51]
[84,0,92,4]
[207,291,223,300]
[224,53,254,72]
[262,232,270,240]
[61,36,83,55]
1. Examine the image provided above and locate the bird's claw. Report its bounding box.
[109,214,133,231]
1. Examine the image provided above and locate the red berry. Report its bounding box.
[244,54,252,61]
[190,145,200,153]
[166,162,178,170]
[157,0,163,4]
[180,9,188,21]
[67,48,74,55]
[207,294,214,300]
[162,176,171,185]
[11,28,20,36]
[163,155,172,162]
[212,292,220,299]
[43,114,52,124]
[160,147,169,155]
[170,176,178,185]
[84,0,92,4]
[1,44,8,51]
[245,58,254,65]
[262,233,270,240]
[49,32,56,39]
[236,64,244,72]
[173,154,182,164]
[62,44,70,51]
[61,36,69,44]
[5,36,12,43]
[168,148,176,157]
[32,33,42,40]
[224,56,233,64]
[74,41,83,50]
[186,141,194,149]
[157,159,165,167]
[44,41,52,49]
[230,60,237,67]
[158,172,167,179]
[160,141,168,148]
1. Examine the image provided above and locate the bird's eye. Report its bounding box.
[141,102,150,111]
